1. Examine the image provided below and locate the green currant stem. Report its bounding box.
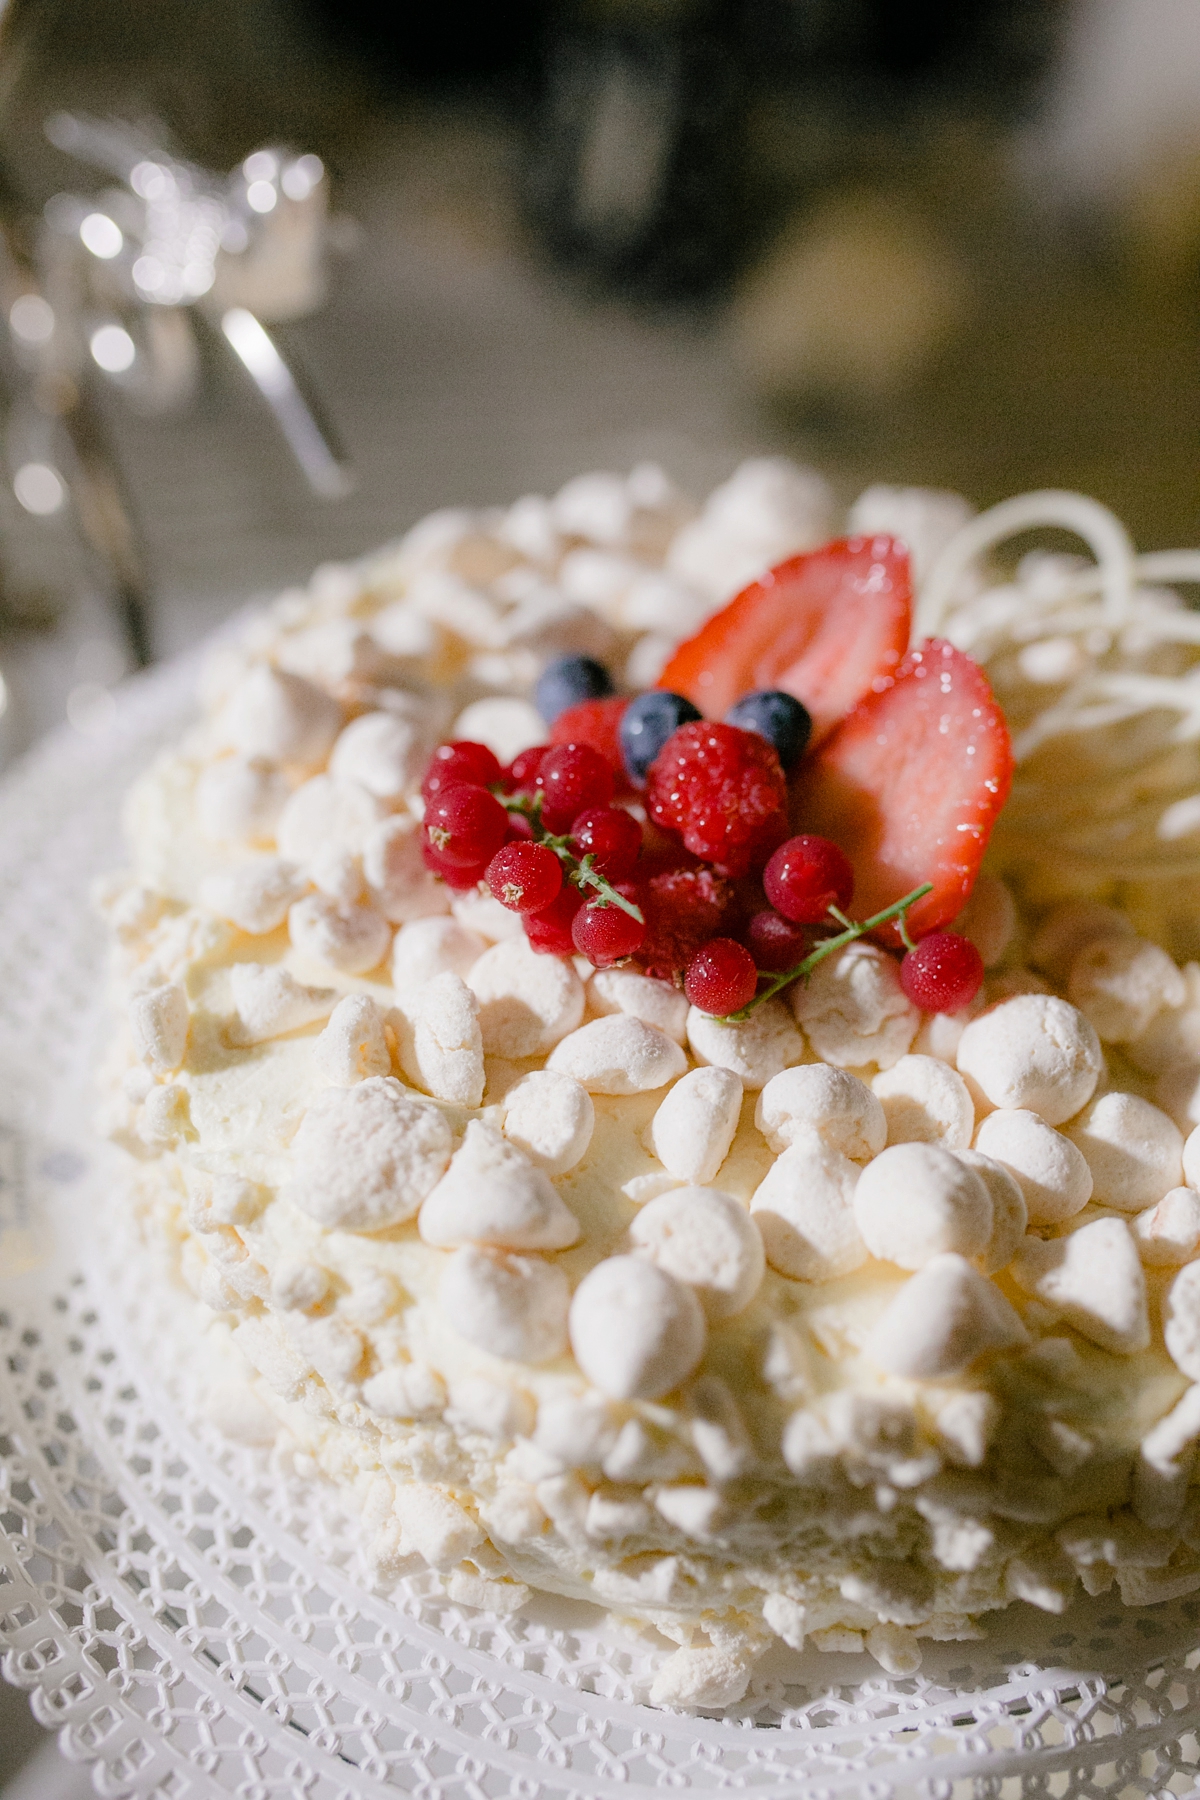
[489,785,645,923]
[719,881,934,1023]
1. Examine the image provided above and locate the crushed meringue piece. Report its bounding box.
[362,815,449,925]
[200,860,308,934]
[866,1255,1029,1379]
[648,1066,742,1184]
[749,1130,867,1281]
[228,964,336,1043]
[955,994,1103,1125]
[628,1186,764,1319]
[392,915,487,997]
[128,982,189,1074]
[468,937,585,1058]
[853,1143,993,1269]
[1064,1091,1184,1210]
[439,1246,570,1364]
[1013,1217,1150,1355]
[547,1015,686,1094]
[872,1054,975,1149]
[288,892,391,975]
[686,998,803,1090]
[419,1120,579,1250]
[195,755,290,843]
[222,663,342,767]
[569,1255,706,1400]
[950,1148,1028,1273]
[1164,1260,1200,1379]
[276,775,387,864]
[328,709,431,800]
[397,971,485,1106]
[790,941,919,1071]
[588,967,690,1043]
[755,1064,885,1161]
[972,1108,1093,1225]
[1066,935,1186,1043]
[500,1069,594,1174]
[1133,1187,1200,1266]
[312,994,391,1086]
[451,696,545,763]
[283,1077,452,1230]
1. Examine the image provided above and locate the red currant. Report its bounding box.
[486,842,563,914]
[504,810,535,842]
[572,900,646,966]
[423,783,508,869]
[746,908,809,973]
[505,744,549,791]
[570,806,642,880]
[523,883,583,954]
[536,742,614,832]
[421,740,502,803]
[900,931,984,1013]
[684,937,759,1015]
[763,835,855,924]
[421,841,490,890]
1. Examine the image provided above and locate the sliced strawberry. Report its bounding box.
[791,639,1013,946]
[658,536,912,744]
[549,695,633,794]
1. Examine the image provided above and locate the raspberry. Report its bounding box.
[635,865,736,980]
[570,806,642,880]
[423,783,508,868]
[486,842,563,913]
[645,721,787,878]
[549,696,632,793]
[900,931,984,1014]
[572,900,646,966]
[763,834,855,924]
[524,882,583,954]
[684,938,758,1014]
[536,742,614,832]
[421,740,503,804]
[505,744,549,792]
[745,908,809,973]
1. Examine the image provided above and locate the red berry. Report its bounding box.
[900,931,984,1014]
[505,810,535,842]
[645,721,787,878]
[684,938,759,1014]
[486,842,563,913]
[523,883,583,954]
[423,783,508,869]
[549,696,632,793]
[505,744,549,791]
[763,834,855,924]
[570,806,642,880]
[635,866,736,979]
[421,740,503,803]
[572,900,646,966]
[746,908,809,973]
[536,742,614,832]
[421,841,489,890]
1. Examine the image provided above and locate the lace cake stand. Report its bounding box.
[2,658,1200,1800]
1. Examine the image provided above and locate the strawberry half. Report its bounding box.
[658,536,912,744]
[792,639,1013,946]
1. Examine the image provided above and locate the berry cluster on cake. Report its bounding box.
[99,460,1200,1709]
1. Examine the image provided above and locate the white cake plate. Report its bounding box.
[1,655,1200,1799]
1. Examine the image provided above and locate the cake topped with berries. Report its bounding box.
[100,460,1200,1710]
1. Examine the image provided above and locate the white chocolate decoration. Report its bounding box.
[288,893,391,975]
[468,937,585,1058]
[951,1148,1028,1273]
[755,1065,885,1162]
[1028,901,1134,984]
[222,663,342,767]
[749,1130,867,1281]
[649,1067,743,1184]
[568,1256,706,1400]
[628,1186,764,1319]
[419,1120,579,1251]
[439,1246,570,1364]
[853,1143,993,1269]
[195,754,290,844]
[392,916,487,996]
[312,994,391,1086]
[228,964,336,1044]
[790,941,919,1071]
[276,776,387,865]
[872,1055,975,1149]
[972,1108,1093,1225]
[1066,936,1185,1044]
[128,983,189,1074]
[1012,1216,1150,1355]
[284,1077,452,1231]
[1164,1260,1200,1379]
[547,1015,686,1094]
[952,873,1016,968]
[501,1069,594,1175]
[955,995,1102,1125]
[1064,1092,1183,1210]
[1132,1188,1200,1266]
[200,860,308,935]
[589,967,690,1044]
[686,998,803,1090]
[328,710,430,800]
[364,816,450,925]
[866,1254,1029,1378]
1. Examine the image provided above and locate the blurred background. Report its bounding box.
[2,0,1200,1780]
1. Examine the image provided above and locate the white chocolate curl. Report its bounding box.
[866,1254,1029,1378]
[419,1120,580,1251]
[569,1255,706,1400]
[548,1015,686,1094]
[439,1246,570,1364]
[755,1064,885,1162]
[853,1143,993,1269]
[628,1186,764,1319]
[955,995,1102,1125]
[750,1129,868,1281]
[649,1067,742,1184]
[222,663,342,767]
[501,1069,594,1175]
[284,1077,452,1231]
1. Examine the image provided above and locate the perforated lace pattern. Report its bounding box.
[1,658,1200,1797]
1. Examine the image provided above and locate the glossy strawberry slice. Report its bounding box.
[792,639,1013,946]
[658,536,911,744]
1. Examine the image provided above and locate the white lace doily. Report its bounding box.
[3,656,1200,1799]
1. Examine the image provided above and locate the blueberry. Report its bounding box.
[534,655,614,724]
[620,689,702,785]
[724,690,812,772]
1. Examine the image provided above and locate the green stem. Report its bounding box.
[718,881,933,1023]
[489,785,644,924]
